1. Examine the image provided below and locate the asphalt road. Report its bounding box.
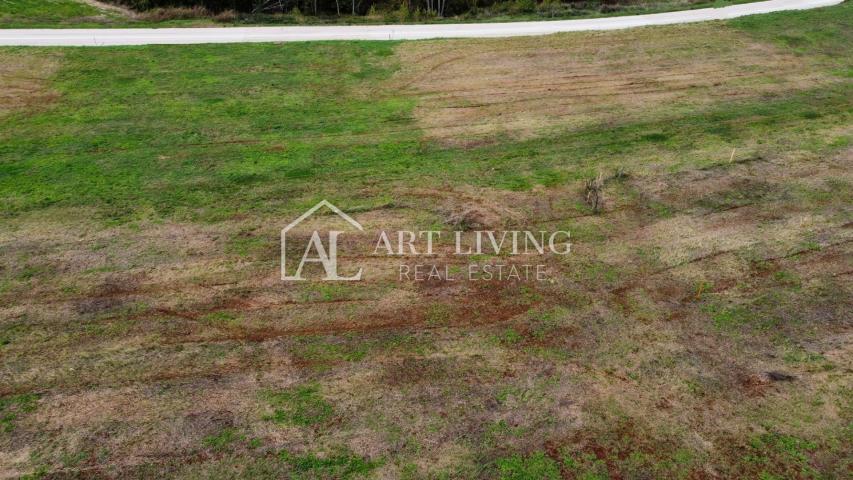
[0,0,842,46]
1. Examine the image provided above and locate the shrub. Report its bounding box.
[106,1,254,13]
[510,0,536,14]
[137,5,211,21]
[213,9,238,21]
[398,0,412,21]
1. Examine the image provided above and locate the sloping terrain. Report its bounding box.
[0,3,850,478]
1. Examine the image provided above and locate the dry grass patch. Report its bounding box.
[396,23,831,146]
[0,51,61,117]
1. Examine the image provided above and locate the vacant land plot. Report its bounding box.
[0,3,851,479]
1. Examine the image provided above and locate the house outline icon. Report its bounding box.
[281,200,363,281]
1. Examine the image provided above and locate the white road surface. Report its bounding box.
[0,0,842,46]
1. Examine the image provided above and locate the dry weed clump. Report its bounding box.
[584,172,604,213]
[137,6,212,21]
[445,206,502,230]
[213,9,238,22]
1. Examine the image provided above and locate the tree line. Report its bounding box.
[106,0,616,17]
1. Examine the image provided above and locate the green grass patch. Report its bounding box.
[743,432,820,479]
[703,302,755,330]
[262,383,334,426]
[2,1,852,224]
[202,427,243,452]
[291,337,372,364]
[0,0,103,26]
[0,393,39,432]
[731,0,853,67]
[561,452,610,480]
[200,310,240,326]
[279,449,381,479]
[495,451,561,480]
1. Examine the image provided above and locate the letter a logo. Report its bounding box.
[281,200,363,281]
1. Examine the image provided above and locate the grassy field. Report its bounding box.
[0,1,851,479]
[0,0,765,28]
[0,0,115,26]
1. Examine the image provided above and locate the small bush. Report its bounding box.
[511,0,536,14]
[366,4,381,18]
[397,0,412,22]
[537,0,565,17]
[290,6,306,22]
[213,9,237,22]
[584,171,605,213]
